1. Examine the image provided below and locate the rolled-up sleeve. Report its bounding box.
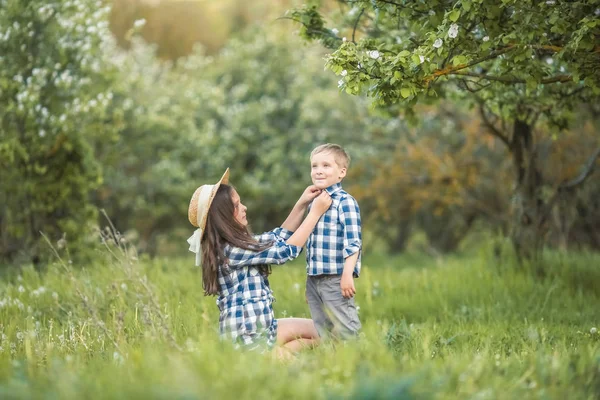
[226,233,301,268]
[253,227,294,243]
[339,196,362,258]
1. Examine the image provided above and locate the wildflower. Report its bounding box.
[340,69,347,76]
[546,0,555,4]
[18,285,25,293]
[133,19,146,29]
[433,38,443,48]
[342,37,347,42]
[546,58,554,65]
[591,327,598,334]
[448,23,459,39]
[419,55,425,64]
[428,10,435,16]
[368,50,380,59]
[120,283,127,291]
[52,292,59,300]
[483,36,489,42]
[16,332,24,340]
[338,79,344,88]
[331,28,339,35]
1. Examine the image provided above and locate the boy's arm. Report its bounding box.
[339,196,362,298]
[281,186,321,232]
[341,253,359,298]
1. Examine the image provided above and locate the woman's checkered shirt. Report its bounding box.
[216,227,301,348]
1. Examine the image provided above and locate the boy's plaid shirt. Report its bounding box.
[217,227,301,348]
[306,183,362,276]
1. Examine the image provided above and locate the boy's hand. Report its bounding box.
[299,185,322,206]
[340,273,356,298]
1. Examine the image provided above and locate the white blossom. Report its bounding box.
[429,10,435,16]
[591,327,598,334]
[368,50,380,59]
[340,69,347,76]
[18,285,25,293]
[419,55,425,64]
[133,19,146,29]
[337,79,344,88]
[331,28,339,35]
[448,23,459,39]
[546,58,554,65]
[433,38,443,48]
[342,37,347,42]
[546,0,555,4]
[483,36,490,42]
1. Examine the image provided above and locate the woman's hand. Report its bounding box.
[310,192,332,215]
[298,185,322,206]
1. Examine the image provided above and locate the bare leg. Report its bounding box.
[275,318,320,355]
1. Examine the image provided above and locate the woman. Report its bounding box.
[187,168,331,356]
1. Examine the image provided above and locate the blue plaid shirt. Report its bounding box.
[217,227,301,349]
[306,183,362,277]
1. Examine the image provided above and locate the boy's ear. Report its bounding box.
[339,168,347,179]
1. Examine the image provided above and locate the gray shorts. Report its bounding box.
[306,275,361,340]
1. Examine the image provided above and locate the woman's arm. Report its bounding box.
[226,192,331,267]
[286,191,331,247]
[281,186,322,232]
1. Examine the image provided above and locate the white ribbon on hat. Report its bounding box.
[187,185,215,266]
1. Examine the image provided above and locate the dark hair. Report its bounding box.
[200,184,272,296]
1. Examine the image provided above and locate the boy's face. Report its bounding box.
[310,151,347,190]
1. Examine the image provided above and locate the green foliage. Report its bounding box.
[0,245,599,398]
[94,29,401,254]
[0,0,119,263]
[289,1,600,122]
[183,30,399,234]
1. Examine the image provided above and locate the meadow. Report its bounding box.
[0,234,598,399]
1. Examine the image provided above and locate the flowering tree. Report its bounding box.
[0,0,118,263]
[289,1,600,259]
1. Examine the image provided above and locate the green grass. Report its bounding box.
[0,241,599,399]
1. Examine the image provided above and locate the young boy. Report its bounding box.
[305,143,362,340]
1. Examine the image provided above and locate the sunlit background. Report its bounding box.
[0,0,599,398]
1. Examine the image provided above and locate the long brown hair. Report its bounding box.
[201,184,272,296]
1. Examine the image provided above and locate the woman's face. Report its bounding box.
[231,189,248,227]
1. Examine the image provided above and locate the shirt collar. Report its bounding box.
[325,182,343,196]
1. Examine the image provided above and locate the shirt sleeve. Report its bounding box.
[338,195,362,258]
[225,234,301,268]
[253,227,294,243]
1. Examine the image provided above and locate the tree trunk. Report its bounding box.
[509,119,545,263]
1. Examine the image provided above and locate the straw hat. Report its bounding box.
[187,168,230,265]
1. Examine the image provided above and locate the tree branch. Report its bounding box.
[425,45,517,84]
[448,71,572,85]
[541,147,600,226]
[478,103,511,148]
[352,8,365,44]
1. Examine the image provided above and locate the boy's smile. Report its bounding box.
[310,151,347,190]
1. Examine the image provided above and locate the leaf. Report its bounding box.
[400,87,411,98]
[449,9,461,22]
